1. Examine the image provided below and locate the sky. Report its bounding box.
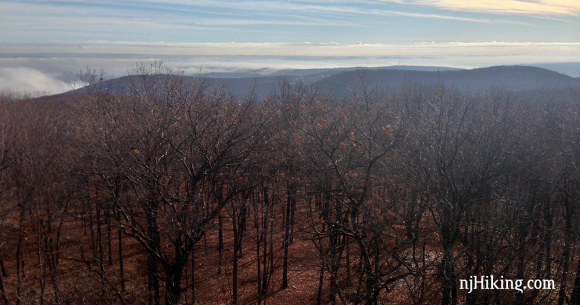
[1,0,579,94]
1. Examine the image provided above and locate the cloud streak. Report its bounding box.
[3,41,579,57]
[3,0,578,46]
[383,0,580,16]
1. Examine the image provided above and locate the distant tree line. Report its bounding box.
[0,63,579,305]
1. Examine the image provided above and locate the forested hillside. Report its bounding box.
[1,64,580,305]
[311,66,580,96]
[58,65,580,100]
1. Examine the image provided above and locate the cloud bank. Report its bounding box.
[3,41,580,58]
[1,41,579,94]
[0,68,71,95]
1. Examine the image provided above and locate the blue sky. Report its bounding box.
[1,0,579,93]
[3,0,580,43]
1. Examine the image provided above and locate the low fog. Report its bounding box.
[0,67,71,96]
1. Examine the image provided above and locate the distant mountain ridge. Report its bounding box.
[55,65,580,99]
[311,66,580,95]
[204,65,462,79]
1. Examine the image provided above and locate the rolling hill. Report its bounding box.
[310,66,580,96]
[55,65,580,99]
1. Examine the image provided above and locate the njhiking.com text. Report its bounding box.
[460,276,555,294]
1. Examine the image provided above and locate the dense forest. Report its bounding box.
[0,63,580,305]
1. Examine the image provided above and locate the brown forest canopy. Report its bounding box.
[0,64,580,305]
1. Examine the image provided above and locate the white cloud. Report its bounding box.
[0,68,72,95]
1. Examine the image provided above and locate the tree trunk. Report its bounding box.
[233,208,239,305]
[239,203,247,258]
[218,213,223,275]
[96,204,105,294]
[570,256,580,304]
[191,247,196,304]
[164,263,184,305]
[16,206,24,305]
[0,268,7,305]
[261,186,269,295]
[282,186,292,289]
[255,196,262,300]
[147,208,161,305]
[558,192,574,305]
[290,191,295,244]
[0,258,6,277]
[118,224,126,291]
[114,180,126,291]
[317,264,324,305]
[515,214,531,305]
[107,207,113,266]
[441,244,457,305]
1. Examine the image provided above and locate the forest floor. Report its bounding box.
[0,204,344,305]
